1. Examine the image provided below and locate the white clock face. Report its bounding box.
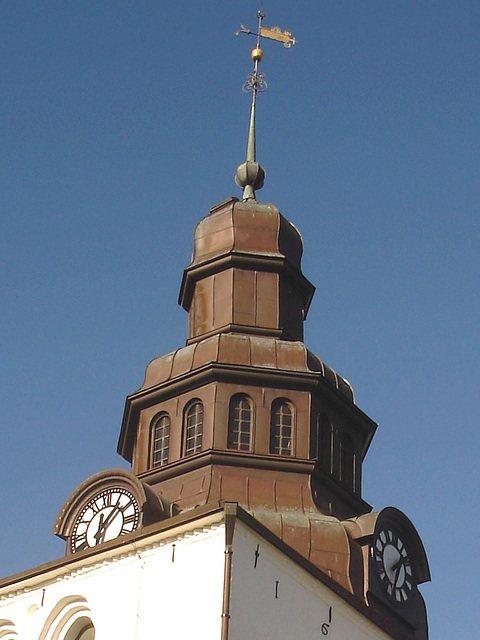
[70,488,140,553]
[374,528,413,604]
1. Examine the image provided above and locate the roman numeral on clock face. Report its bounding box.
[123,514,136,525]
[73,532,88,551]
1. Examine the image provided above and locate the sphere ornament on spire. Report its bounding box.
[251,47,263,61]
[235,160,266,202]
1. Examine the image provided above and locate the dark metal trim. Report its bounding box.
[221,503,237,640]
[178,251,314,312]
[311,465,372,514]
[138,449,316,484]
[186,324,283,344]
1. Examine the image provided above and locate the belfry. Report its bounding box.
[0,12,429,640]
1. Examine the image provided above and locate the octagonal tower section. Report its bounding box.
[179,197,315,343]
[118,198,376,593]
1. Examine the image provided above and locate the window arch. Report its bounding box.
[228,394,253,451]
[67,620,95,640]
[318,413,333,473]
[270,399,294,456]
[37,596,93,640]
[339,432,355,490]
[64,618,95,640]
[76,628,95,640]
[184,401,203,456]
[151,412,170,467]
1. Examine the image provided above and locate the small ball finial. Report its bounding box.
[235,160,266,202]
[251,47,263,62]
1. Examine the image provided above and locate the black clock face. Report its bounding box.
[374,528,413,605]
[70,487,140,553]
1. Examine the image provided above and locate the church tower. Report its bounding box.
[0,12,429,640]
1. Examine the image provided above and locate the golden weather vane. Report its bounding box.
[235,19,297,48]
[234,10,297,202]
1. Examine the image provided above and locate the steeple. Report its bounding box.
[119,14,375,532]
[53,14,430,638]
[177,14,308,345]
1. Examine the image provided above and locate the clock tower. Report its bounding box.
[0,12,429,640]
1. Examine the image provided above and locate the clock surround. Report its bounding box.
[70,487,140,553]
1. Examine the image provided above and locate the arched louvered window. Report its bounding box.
[64,618,95,640]
[270,399,294,456]
[339,432,355,490]
[228,394,253,451]
[75,625,95,640]
[151,412,170,467]
[318,413,333,473]
[184,401,203,456]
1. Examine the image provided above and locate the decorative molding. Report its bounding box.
[0,523,224,602]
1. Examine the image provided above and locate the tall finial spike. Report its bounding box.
[234,11,296,202]
[235,10,266,202]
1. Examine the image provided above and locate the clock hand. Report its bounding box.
[93,513,106,545]
[101,504,122,530]
[392,554,410,589]
[96,508,122,544]
[391,554,408,572]
[93,502,123,545]
[392,563,402,589]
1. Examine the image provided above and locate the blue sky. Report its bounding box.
[1,2,479,638]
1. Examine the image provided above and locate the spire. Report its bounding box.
[235,11,296,202]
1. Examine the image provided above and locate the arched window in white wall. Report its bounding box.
[151,412,170,467]
[184,400,203,456]
[64,618,95,640]
[0,619,17,640]
[228,394,253,451]
[38,596,94,640]
[270,399,294,456]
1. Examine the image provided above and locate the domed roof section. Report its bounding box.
[188,197,304,272]
[179,197,315,344]
[140,333,355,403]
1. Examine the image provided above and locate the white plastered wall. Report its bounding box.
[229,521,394,640]
[0,523,225,640]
